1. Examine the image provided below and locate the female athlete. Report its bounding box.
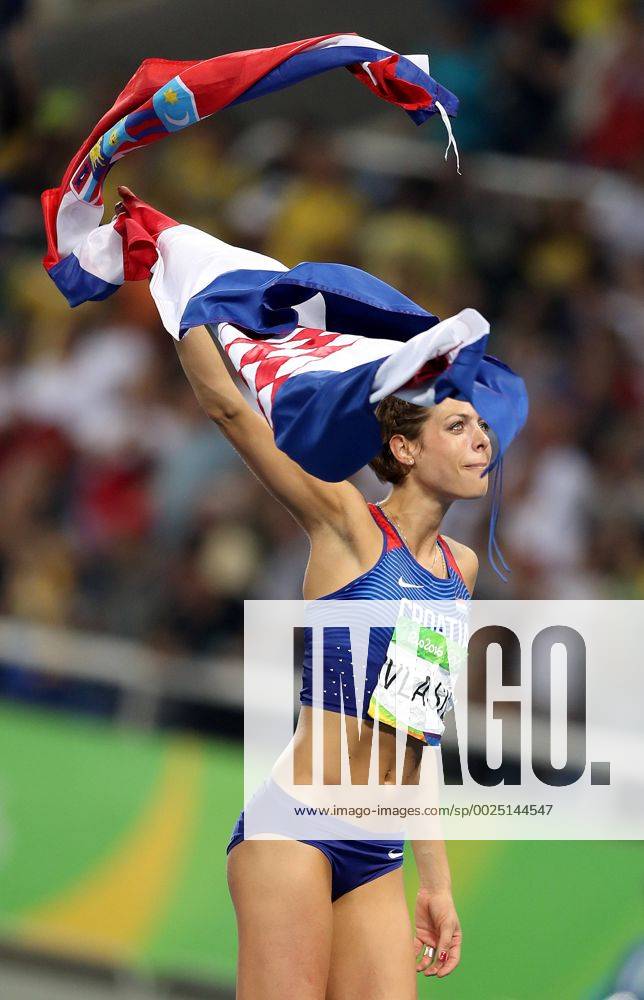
[173,322,488,999]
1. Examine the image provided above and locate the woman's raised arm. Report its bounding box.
[174,325,360,533]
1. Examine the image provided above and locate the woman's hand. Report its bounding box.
[413,887,462,978]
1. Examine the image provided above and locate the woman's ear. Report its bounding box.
[389,434,416,466]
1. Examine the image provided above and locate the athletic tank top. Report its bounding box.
[300,503,471,744]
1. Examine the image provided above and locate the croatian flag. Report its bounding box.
[112,189,528,485]
[40,31,528,577]
[41,33,459,307]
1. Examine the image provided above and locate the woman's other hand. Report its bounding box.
[414,887,462,978]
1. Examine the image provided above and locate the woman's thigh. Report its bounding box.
[227,839,334,1000]
[326,868,417,1000]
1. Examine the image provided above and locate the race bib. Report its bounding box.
[367,604,467,743]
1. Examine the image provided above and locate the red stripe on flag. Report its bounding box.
[113,189,178,281]
[349,54,432,112]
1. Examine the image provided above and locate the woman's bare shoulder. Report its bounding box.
[440,535,479,593]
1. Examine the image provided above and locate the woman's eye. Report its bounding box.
[448,421,463,432]
[479,421,490,433]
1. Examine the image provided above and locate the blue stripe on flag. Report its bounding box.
[228,46,456,123]
[393,57,460,122]
[229,47,399,105]
[47,254,121,307]
[271,359,384,481]
[179,262,439,340]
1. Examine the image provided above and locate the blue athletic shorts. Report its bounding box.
[226,777,405,902]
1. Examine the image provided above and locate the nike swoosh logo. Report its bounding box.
[398,577,424,589]
[388,849,404,859]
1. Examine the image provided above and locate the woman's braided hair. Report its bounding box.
[368,396,430,485]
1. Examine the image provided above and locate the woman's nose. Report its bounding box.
[472,425,490,450]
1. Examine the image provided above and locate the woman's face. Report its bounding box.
[394,398,493,500]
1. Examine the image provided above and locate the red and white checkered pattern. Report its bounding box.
[219,324,389,422]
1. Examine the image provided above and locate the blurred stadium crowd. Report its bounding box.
[0,0,642,671]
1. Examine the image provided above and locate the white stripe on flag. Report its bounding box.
[240,360,261,388]
[257,382,275,424]
[217,323,241,350]
[56,190,104,260]
[369,308,489,405]
[361,62,378,86]
[151,225,288,338]
[310,34,393,54]
[226,339,256,370]
[274,355,317,379]
[292,292,327,329]
[76,219,124,286]
[404,54,430,76]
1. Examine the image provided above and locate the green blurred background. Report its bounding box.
[0,703,641,998]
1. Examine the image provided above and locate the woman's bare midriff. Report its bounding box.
[271,706,424,788]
